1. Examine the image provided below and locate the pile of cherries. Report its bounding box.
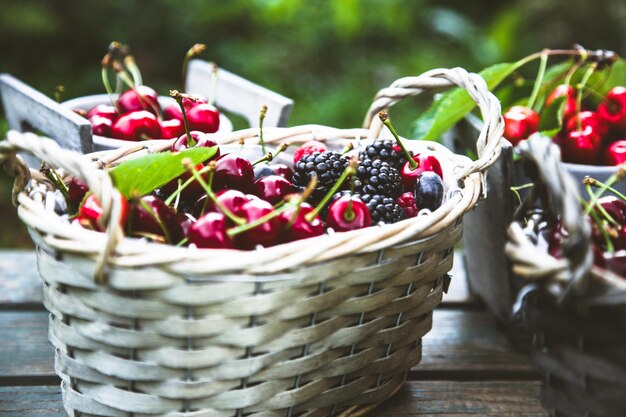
[73,42,220,142]
[504,85,626,166]
[59,110,446,251]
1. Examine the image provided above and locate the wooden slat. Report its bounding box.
[0,382,546,417]
[0,250,471,307]
[0,309,533,382]
[370,381,546,416]
[0,386,65,417]
[0,250,42,306]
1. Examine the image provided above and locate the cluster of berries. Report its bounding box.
[60,111,446,251]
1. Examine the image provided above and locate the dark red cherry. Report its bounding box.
[559,125,603,165]
[326,195,371,232]
[598,196,626,225]
[161,163,206,202]
[117,85,160,115]
[396,192,418,218]
[66,177,89,210]
[129,196,183,243]
[176,212,195,236]
[602,140,626,165]
[215,189,250,217]
[214,154,254,193]
[566,111,609,139]
[187,212,235,249]
[253,175,293,205]
[503,106,540,146]
[87,104,118,121]
[279,203,324,242]
[271,164,293,181]
[163,97,203,121]
[546,85,577,122]
[111,111,162,141]
[187,103,220,133]
[160,118,185,139]
[234,199,281,249]
[598,86,626,136]
[89,115,113,137]
[78,193,129,231]
[400,153,443,191]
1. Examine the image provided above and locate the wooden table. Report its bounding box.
[0,250,547,416]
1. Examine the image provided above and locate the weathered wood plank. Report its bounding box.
[0,312,53,381]
[0,309,533,382]
[0,386,65,416]
[0,251,42,306]
[0,382,545,417]
[0,250,471,306]
[370,380,546,416]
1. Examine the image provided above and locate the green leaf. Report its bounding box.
[109,146,217,198]
[411,62,524,141]
[538,95,566,138]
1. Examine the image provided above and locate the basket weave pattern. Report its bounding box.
[506,136,626,417]
[1,68,502,416]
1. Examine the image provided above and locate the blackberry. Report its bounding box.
[330,191,405,225]
[292,152,348,203]
[360,139,407,170]
[355,158,402,198]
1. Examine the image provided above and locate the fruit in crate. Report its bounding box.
[72,42,221,141]
[60,103,448,251]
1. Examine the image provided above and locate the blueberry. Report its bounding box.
[414,171,444,212]
[253,165,275,181]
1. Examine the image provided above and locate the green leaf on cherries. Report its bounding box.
[538,95,566,137]
[411,62,524,141]
[109,146,217,198]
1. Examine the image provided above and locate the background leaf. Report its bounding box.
[109,146,217,198]
[411,62,524,141]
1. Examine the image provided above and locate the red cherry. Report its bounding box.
[214,189,250,217]
[559,125,603,165]
[87,104,118,121]
[187,212,235,249]
[598,196,626,225]
[279,203,324,242]
[214,154,254,193]
[234,199,281,249]
[160,119,185,139]
[598,86,626,136]
[66,178,89,209]
[270,164,293,181]
[171,131,219,154]
[129,196,183,243]
[566,111,609,139]
[253,175,293,205]
[89,115,113,137]
[111,111,162,141]
[503,106,540,146]
[326,195,371,232]
[396,192,418,218]
[163,98,203,121]
[545,85,577,122]
[177,212,195,236]
[187,103,220,133]
[400,153,443,191]
[293,141,328,164]
[117,86,160,115]
[78,193,128,231]
[602,140,626,165]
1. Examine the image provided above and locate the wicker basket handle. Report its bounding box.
[363,67,503,183]
[505,135,593,302]
[0,131,124,283]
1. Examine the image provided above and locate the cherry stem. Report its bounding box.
[137,198,173,243]
[306,157,358,222]
[575,63,597,131]
[54,85,65,103]
[273,142,289,159]
[124,55,143,87]
[259,105,268,155]
[584,183,618,225]
[226,203,291,237]
[182,43,206,90]
[341,142,354,155]
[252,152,273,166]
[527,51,548,110]
[379,111,417,170]
[101,61,117,109]
[170,90,195,146]
[183,159,246,226]
[585,172,626,205]
[208,62,218,107]
[581,198,615,252]
[40,163,71,210]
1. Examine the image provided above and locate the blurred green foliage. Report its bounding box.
[0,0,625,247]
